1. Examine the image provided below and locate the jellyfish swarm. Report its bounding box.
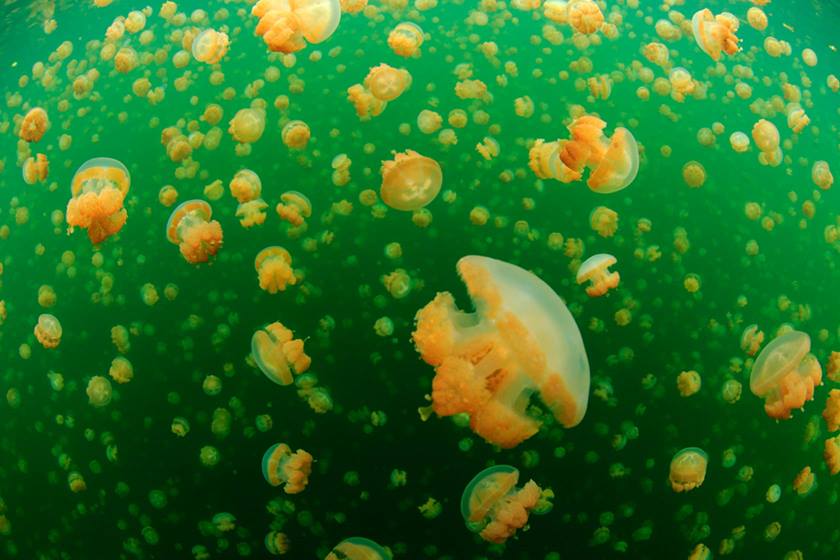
[166,200,223,264]
[576,254,619,297]
[261,443,312,493]
[324,537,389,560]
[252,0,341,54]
[460,465,546,543]
[251,321,311,385]
[412,256,590,448]
[34,314,62,349]
[66,158,130,244]
[691,9,741,61]
[380,150,442,211]
[255,247,297,294]
[669,447,708,492]
[750,331,822,420]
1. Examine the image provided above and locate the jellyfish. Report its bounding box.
[677,370,701,397]
[252,0,341,53]
[567,0,604,34]
[276,191,312,227]
[86,375,113,407]
[22,154,49,184]
[792,466,816,496]
[691,9,741,61]
[387,22,424,57]
[347,84,388,120]
[324,537,389,560]
[191,29,230,64]
[642,42,669,67]
[412,256,590,448]
[669,447,708,492]
[740,324,764,356]
[729,132,750,153]
[752,119,782,166]
[19,107,49,142]
[380,150,442,211]
[460,465,548,544]
[66,157,130,244]
[750,331,822,420]
[824,436,840,475]
[261,443,313,493]
[811,161,833,190]
[823,390,840,432]
[746,7,767,30]
[281,120,311,150]
[236,199,268,228]
[576,254,619,297]
[589,206,618,237]
[265,531,290,556]
[228,108,266,144]
[252,321,311,385]
[166,200,223,264]
[255,247,297,294]
[229,169,262,203]
[34,313,62,349]
[682,161,706,188]
[109,356,134,384]
[364,64,412,102]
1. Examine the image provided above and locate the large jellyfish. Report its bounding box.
[461,465,550,543]
[252,0,341,53]
[66,157,130,244]
[324,537,389,560]
[412,256,590,448]
[750,331,822,420]
[165,200,223,264]
[255,247,297,293]
[251,321,311,385]
[576,254,619,297]
[691,9,741,61]
[669,447,708,492]
[34,313,62,349]
[261,443,312,493]
[380,150,442,211]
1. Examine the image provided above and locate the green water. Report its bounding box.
[1,0,839,558]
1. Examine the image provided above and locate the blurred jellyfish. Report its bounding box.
[811,161,833,191]
[740,324,764,356]
[252,321,311,385]
[824,436,840,475]
[261,443,313,493]
[109,356,134,384]
[192,29,230,64]
[66,158,130,244]
[387,22,424,57]
[750,331,822,419]
[792,466,816,496]
[34,313,62,349]
[669,448,708,492]
[19,107,49,142]
[380,150,442,211]
[576,254,619,297]
[691,9,740,61]
[281,120,311,150]
[236,199,268,228]
[86,375,113,407]
[255,247,297,293]
[252,0,341,53]
[265,531,290,556]
[166,200,223,264]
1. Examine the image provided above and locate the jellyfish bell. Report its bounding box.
[576,253,619,297]
[251,321,310,385]
[276,191,312,226]
[166,200,223,264]
[380,150,442,211]
[750,330,822,420]
[669,447,708,492]
[587,128,639,193]
[691,9,741,61]
[324,537,389,560]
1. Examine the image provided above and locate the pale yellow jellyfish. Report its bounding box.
[802,48,818,67]
[752,119,782,166]
[786,104,810,134]
[691,9,741,61]
[86,375,113,407]
[364,64,412,102]
[669,67,695,102]
[325,538,389,560]
[792,466,816,496]
[584,128,640,194]
[34,314,62,349]
[568,0,603,34]
[275,191,312,227]
[261,443,313,493]
[22,154,49,184]
[229,169,262,203]
[677,370,701,397]
[740,324,764,356]
[689,544,712,560]
[252,321,311,385]
[746,7,767,31]
[66,158,130,244]
[589,206,618,237]
[387,22,424,57]
[669,447,708,492]
[461,465,549,544]
[576,254,619,297]
[642,42,669,67]
[811,161,833,190]
[228,108,266,144]
[750,331,822,420]
[412,256,590,448]
[682,161,706,188]
[109,356,134,384]
[729,132,750,153]
[255,247,297,294]
[191,29,230,64]
[252,0,341,53]
[19,107,49,142]
[380,150,442,211]
[236,199,268,228]
[166,200,224,264]
[281,120,311,149]
[417,110,442,134]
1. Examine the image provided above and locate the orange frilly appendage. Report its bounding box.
[479,480,541,544]
[282,448,313,494]
[257,257,297,294]
[824,436,840,476]
[65,187,127,244]
[823,389,840,432]
[763,356,822,420]
[179,220,223,264]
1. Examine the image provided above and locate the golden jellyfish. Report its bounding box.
[576,254,619,297]
[752,119,782,166]
[677,370,701,397]
[276,191,312,227]
[567,0,603,34]
[347,84,387,120]
[642,42,669,67]
[166,200,224,264]
[86,375,112,407]
[691,9,741,61]
[475,137,500,161]
[281,120,311,149]
[255,247,297,294]
[387,22,424,57]
[669,67,695,102]
[746,7,767,31]
[750,331,822,420]
[364,64,411,102]
[252,321,311,385]
[229,169,262,203]
[740,324,764,356]
[22,154,49,184]
[236,199,268,228]
[786,104,810,134]
[417,109,442,134]
[19,107,49,142]
[380,150,442,211]
[589,206,618,237]
[828,74,840,93]
[682,161,706,188]
[228,108,266,144]
[412,256,590,448]
[689,544,712,560]
[261,443,313,493]
[252,0,341,54]
[802,48,818,67]
[461,465,549,544]
[729,131,750,153]
[823,389,840,432]
[109,356,133,384]
[792,466,816,496]
[191,28,230,64]
[825,436,840,475]
[811,161,833,190]
[324,538,389,560]
[34,314,62,349]
[66,158,130,244]
[669,447,708,492]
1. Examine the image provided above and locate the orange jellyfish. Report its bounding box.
[347,83,388,120]
[252,321,311,385]
[255,247,297,294]
[66,157,130,244]
[568,0,604,34]
[387,22,424,57]
[823,389,840,432]
[22,154,49,184]
[252,0,341,54]
[740,324,764,356]
[236,199,268,228]
[691,9,741,61]
[461,465,548,544]
[380,150,442,211]
[811,161,833,190]
[576,254,619,297]
[19,107,49,142]
[364,64,412,102]
[191,28,230,64]
[669,447,708,492]
[824,436,840,475]
[34,314,62,349]
[165,200,223,264]
[412,256,590,448]
[325,538,389,560]
[276,191,312,227]
[228,108,266,144]
[750,331,822,420]
[281,120,311,150]
[261,443,313,493]
[752,119,782,167]
[229,169,262,203]
[792,466,816,496]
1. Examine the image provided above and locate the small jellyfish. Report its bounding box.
[823,389,840,432]
[750,331,822,420]
[740,324,764,356]
[324,537,389,560]
[387,22,424,57]
[669,67,695,102]
[589,206,618,237]
[252,0,341,53]
[86,375,113,407]
[364,64,412,102]
[746,7,767,31]
[567,0,604,35]
[460,465,547,544]
[265,531,290,556]
[229,169,262,203]
[677,370,701,397]
[576,254,619,297]
[251,321,311,385]
[276,191,312,227]
[669,447,708,492]
[34,314,62,349]
[19,107,49,142]
[191,29,230,64]
[236,199,268,228]
[255,247,297,294]
[281,120,311,150]
[228,108,266,144]
[682,161,706,188]
[66,158,130,244]
[691,9,741,61]
[811,161,833,190]
[166,200,223,264]
[729,132,750,153]
[261,443,313,493]
[22,154,49,184]
[824,435,840,475]
[347,84,388,120]
[380,150,442,211]
[752,119,782,166]
[792,466,816,496]
[109,356,134,384]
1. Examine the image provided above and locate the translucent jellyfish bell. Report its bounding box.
[261,443,313,493]
[166,200,223,264]
[252,0,341,53]
[587,128,639,193]
[34,313,62,349]
[380,150,442,211]
[691,9,741,61]
[324,537,389,560]
[669,447,708,492]
[750,331,822,419]
[191,28,230,64]
[251,321,311,385]
[576,253,619,297]
[66,157,131,244]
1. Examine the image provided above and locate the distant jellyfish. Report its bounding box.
[750,331,822,420]
[347,84,388,120]
[236,199,268,228]
[668,67,694,102]
[191,28,230,64]
[66,158,130,244]
[228,108,266,144]
[261,443,313,493]
[364,64,412,102]
[824,436,840,475]
[740,324,764,356]
[677,370,701,397]
[792,466,816,496]
[412,256,590,448]
[589,206,618,237]
[801,48,818,67]
[752,119,782,166]
[109,356,134,384]
[691,9,741,61]
[276,191,312,227]
[669,447,708,492]
[86,375,113,407]
[689,544,712,560]
[746,7,767,30]
[265,531,290,556]
[380,150,442,211]
[460,465,547,544]
[229,169,262,203]
[576,254,619,297]
[729,132,750,153]
[166,200,223,264]
[255,247,297,294]
[682,161,706,188]
[251,321,311,385]
[34,314,62,349]
[252,0,341,53]
[324,537,389,560]
[822,389,840,432]
[19,107,49,142]
[387,22,424,57]
[811,161,833,190]
[22,154,49,184]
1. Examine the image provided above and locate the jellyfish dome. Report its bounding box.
[34,314,62,349]
[66,157,130,244]
[251,321,311,385]
[261,443,313,493]
[576,253,620,297]
[669,447,708,492]
[380,150,442,211]
[412,256,590,448]
[586,127,640,193]
[324,537,389,560]
[252,0,341,54]
[750,331,822,420]
[165,200,223,264]
[691,9,741,61]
